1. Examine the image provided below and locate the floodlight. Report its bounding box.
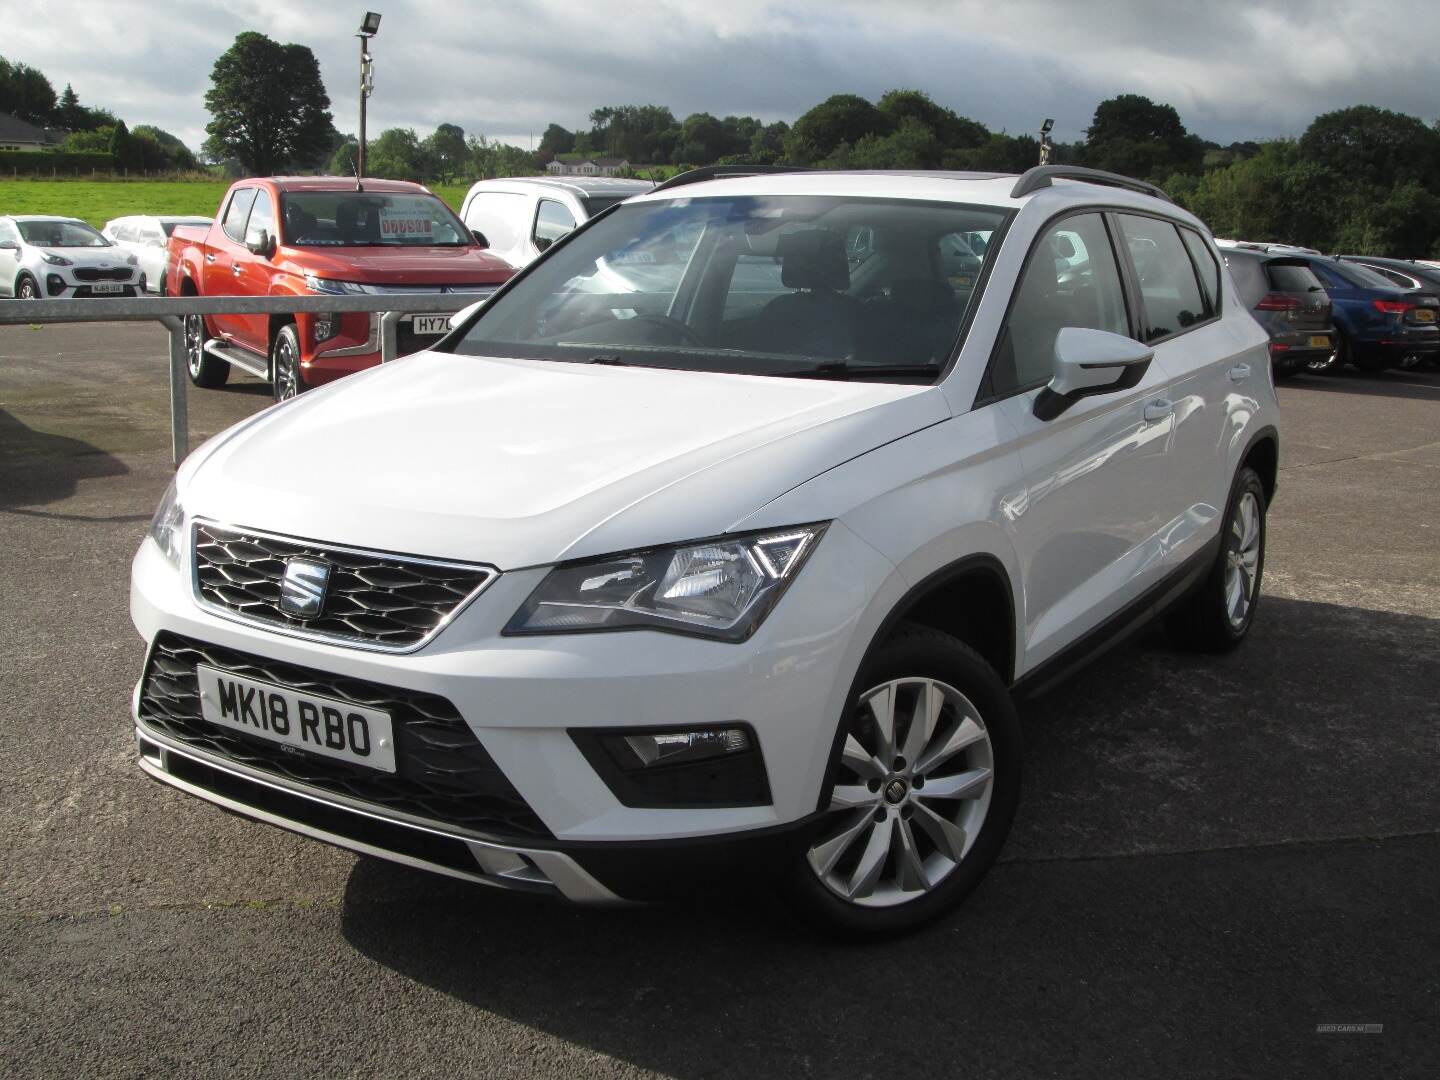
[359,11,382,35]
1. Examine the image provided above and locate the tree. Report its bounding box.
[749,121,789,163]
[203,32,333,174]
[133,125,198,170]
[537,123,574,162]
[366,127,428,180]
[1298,105,1440,190]
[848,117,943,169]
[679,112,726,165]
[0,57,57,124]
[467,134,537,179]
[1084,94,1204,180]
[328,140,359,177]
[56,83,82,130]
[108,120,143,173]
[785,94,890,164]
[876,89,987,152]
[424,123,468,182]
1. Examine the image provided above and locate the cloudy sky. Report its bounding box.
[3,0,1437,152]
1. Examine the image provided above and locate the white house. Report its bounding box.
[546,156,631,177]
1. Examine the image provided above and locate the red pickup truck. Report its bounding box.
[167,177,513,400]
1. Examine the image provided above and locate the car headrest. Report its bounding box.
[779,230,850,291]
[336,202,360,231]
[889,277,956,313]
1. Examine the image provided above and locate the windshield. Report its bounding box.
[18,220,108,248]
[281,191,471,247]
[448,195,1009,382]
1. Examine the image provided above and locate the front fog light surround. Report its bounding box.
[148,479,185,567]
[313,313,337,342]
[574,724,771,808]
[505,524,827,642]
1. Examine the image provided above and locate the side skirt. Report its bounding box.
[1011,533,1222,703]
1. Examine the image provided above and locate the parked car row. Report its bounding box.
[1219,241,1439,375]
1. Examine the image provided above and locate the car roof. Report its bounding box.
[626,169,1197,221]
[265,176,431,194]
[468,176,656,197]
[6,214,88,223]
[106,215,211,224]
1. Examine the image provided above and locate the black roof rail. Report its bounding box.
[1010,165,1172,203]
[650,164,814,194]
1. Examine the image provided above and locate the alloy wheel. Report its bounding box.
[184,315,205,377]
[1224,491,1261,628]
[18,278,37,299]
[274,335,299,400]
[807,677,994,908]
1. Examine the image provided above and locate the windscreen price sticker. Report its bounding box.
[378,209,434,240]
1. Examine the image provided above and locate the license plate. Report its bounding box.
[1308,335,1330,348]
[91,283,123,294]
[195,664,397,773]
[1414,309,1436,323]
[411,314,451,335]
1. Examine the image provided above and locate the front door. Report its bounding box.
[981,210,1179,672]
[228,188,277,353]
[204,187,257,342]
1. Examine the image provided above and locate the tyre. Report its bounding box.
[1166,466,1266,653]
[1307,332,1345,375]
[16,274,39,299]
[185,313,229,389]
[782,624,1021,938]
[271,322,305,402]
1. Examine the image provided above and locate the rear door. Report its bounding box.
[982,211,1179,670]
[205,187,257,341]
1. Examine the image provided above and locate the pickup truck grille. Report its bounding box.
[138,633,548,839]
[192,521,496,651]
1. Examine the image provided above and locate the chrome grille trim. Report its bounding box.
[190,518,499,653]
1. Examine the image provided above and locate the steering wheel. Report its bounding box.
[628,314,705,347]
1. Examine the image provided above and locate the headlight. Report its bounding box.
[506,524,826,641]
[41,252,72,266]
[148,479,185,567]
[304,274,371,295]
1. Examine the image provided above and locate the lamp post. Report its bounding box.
[1039,118,1054,166]
[356,11,381,179]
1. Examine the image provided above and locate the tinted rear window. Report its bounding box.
[1326,260,1399,289]
[581,195,630,217]
[1266,263,1322,292]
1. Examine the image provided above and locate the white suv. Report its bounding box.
[458,176,654,268]
[0,215,142,298]
[131,166,1279,935]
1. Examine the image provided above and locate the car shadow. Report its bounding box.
[1282,366,1440,400]
[0,407,134,513]
[336,595,1440,1076]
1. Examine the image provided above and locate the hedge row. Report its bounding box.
[0,151,117,174]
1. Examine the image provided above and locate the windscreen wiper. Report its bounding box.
[765,360,943,380]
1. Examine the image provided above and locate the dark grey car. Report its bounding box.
[1223,249,1337,375]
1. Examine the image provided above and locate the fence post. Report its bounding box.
[159,315,188,467]
[381,310,399,362]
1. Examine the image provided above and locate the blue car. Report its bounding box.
[1286,255,1440,373]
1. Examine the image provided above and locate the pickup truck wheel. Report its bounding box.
[16,274,39,299]
[782,625,1021,938]
[185,314,229,388]
[271,323,304,402]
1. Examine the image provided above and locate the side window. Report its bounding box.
[146,224,168,248]
[0,219,17,245]
[988,213,1129,398]
[1310,264,1348,291]
[221,188,258,243]
[1118,214,1208,342]
[533,199,577,252]
[1180,228,1221,312]
[246,190,275,246]
[463,192,527,252]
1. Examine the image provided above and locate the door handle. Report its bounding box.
[1144,399,1174,423]
[1228,362,1252,382]
[204,253,217,264]
[231,264,242,275]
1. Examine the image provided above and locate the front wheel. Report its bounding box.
[271,322,305,402]
[1166,466,1266,652]
[782,625,1021,938]
[185,313,229,388]
[16,274,39,299]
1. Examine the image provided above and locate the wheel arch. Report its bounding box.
[1239,424,1279,505]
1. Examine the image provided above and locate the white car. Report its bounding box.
[131,166,1279,935]
[102,215,212,294]
[0,215,142,298]
[458,176,654,268]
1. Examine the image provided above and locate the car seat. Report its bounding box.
[752,230,862,359]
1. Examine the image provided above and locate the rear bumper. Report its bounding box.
[135,723,817,903]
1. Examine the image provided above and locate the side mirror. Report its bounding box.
[470,229,489,249]
[0,239,18,252]
[1033,327,1153,421]
[245,228,274,257]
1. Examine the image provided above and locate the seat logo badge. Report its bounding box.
[279,557,331,619]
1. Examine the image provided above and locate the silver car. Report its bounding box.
[102,215,212,294]
[0,215,142,298]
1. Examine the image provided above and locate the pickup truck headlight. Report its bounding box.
[505,525,826,642]
[148,479,185,567]
[41,252,72,266]
[304,274,371,295]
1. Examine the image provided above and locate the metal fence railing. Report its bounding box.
[0,293,483,466]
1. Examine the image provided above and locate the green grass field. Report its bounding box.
[0,178,475,228]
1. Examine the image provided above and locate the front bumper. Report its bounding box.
[130,520,897,899]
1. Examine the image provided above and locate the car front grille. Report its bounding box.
[192,521,496,651]
[73,267,133,281]
[137,632,549,840]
